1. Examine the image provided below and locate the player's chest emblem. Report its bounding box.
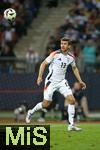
[58,58,61,61]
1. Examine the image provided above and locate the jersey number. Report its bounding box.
[61,62,66,68]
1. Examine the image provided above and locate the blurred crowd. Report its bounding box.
[46,0,100,72]
[0,0,42,73]
[0,0,100,73]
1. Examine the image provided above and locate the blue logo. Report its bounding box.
[58,58,61,61]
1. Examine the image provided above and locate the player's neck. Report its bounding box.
[61,50,69,55]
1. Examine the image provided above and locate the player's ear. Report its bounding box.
[68,45,71,49]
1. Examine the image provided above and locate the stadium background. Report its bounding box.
[0,0,100,122]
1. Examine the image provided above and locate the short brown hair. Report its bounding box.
[61,37,71,45]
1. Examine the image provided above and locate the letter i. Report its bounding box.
[27,127,30,145]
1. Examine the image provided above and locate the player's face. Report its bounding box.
[61,41,70,52]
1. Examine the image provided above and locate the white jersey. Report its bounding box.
[45,50,76,83]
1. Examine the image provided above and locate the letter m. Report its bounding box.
[6,127,24,145]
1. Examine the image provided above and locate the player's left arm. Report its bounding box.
[72,64,86,89]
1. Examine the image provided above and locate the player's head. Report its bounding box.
[60,37,71,52]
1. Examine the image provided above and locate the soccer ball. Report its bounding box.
[4,8,16,21]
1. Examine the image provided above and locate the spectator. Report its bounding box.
[0,44,16,73]
[62,81,89,121]
[96,44,100,71]
[73,82,90,119]
[26,46,39,73]
[64,26,79,43]
[93,0,100,8]
[82,39,96,72]
[2,26,16,48]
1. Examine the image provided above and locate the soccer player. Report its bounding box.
[26,37,86,131]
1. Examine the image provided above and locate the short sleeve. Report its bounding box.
[45,55,53,63]
[45,51,57,63]
[71,59,76,67]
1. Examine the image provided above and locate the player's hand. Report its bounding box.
[37,77,42,86]
[79,81,86,90]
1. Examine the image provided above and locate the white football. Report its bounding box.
[4,8,16,21]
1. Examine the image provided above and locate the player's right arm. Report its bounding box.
[37,51,56,85]
[37,60,48,85]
